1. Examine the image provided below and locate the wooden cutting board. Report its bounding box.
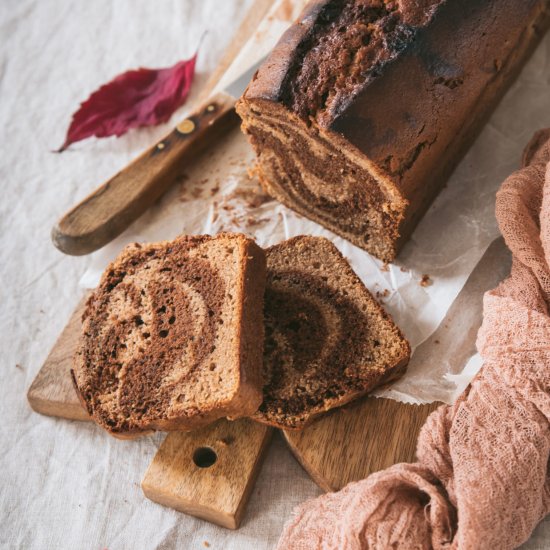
[142,418,272,529]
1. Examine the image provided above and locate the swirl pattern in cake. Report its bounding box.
[72,233,266,438]
[255,236,410,430]
[237,0,550,261]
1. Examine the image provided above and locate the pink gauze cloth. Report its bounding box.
[277,129,550,550]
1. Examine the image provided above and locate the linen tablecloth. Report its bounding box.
[1,1,548,548]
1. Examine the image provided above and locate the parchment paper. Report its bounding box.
[81,7,550,405]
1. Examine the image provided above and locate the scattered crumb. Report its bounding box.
[15,363,23,370]
[246,166,259,180]
[381,263,390,272]
[227,187,272,209]
[274,0,294,20]
[176,173,191,202]
[203,542,210,548]
[246,216,269,227]
[434,340,440,344]
[400,266,408,273]
[375,289,390,302]
[210,183,220,196]
[191,188,202,199]
[420,274,432,287]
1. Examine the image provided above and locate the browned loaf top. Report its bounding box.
[238,0,550,261]
[72,233,266,439]
[254,236,410,430]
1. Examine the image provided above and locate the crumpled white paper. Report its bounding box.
[81,13,550,405]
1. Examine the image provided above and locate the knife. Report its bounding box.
[51,57,265,256]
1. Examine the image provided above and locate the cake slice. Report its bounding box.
[237,0,550,261]
[72,233,266,439]
[255,236,410,430]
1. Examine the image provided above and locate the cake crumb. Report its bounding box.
[15,363,23,370]
[400,266,408,273]
[381,263,390,272]
[203,542,210,548]
[227,187,272,209]
[434,339,440,344]
[375,289,390,302]
[420,274,432,287]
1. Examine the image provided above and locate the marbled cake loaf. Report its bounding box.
[237,0,550,261]
[72,233,266,438]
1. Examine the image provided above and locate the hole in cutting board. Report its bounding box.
[193,446,217,468]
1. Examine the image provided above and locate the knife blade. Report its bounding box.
[52,56,266,256]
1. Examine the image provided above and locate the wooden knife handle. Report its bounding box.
[52,91,238,256]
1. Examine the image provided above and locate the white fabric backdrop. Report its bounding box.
[0,1,548,548]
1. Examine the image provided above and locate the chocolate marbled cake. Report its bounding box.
[72,233,266,439]
[254,236,410,429]
[237,0,550,262]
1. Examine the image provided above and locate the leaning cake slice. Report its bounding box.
[255,236,410,430]
[72,233,266,438]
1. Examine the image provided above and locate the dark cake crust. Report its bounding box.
[238,0,550,261]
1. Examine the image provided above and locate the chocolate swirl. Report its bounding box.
[77,240,225,433]
[243,109,400,260]
[259,270,379,426]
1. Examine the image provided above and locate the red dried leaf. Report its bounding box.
[58,53,198,152]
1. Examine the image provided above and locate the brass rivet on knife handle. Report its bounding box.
[176,119,196,135]
[51,91,238,256]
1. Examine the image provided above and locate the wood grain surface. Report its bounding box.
[27,293,91,421]
[27,238,512,493]
[284,398,441,492]
[142,419,273,529]
[29,0,278,421]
